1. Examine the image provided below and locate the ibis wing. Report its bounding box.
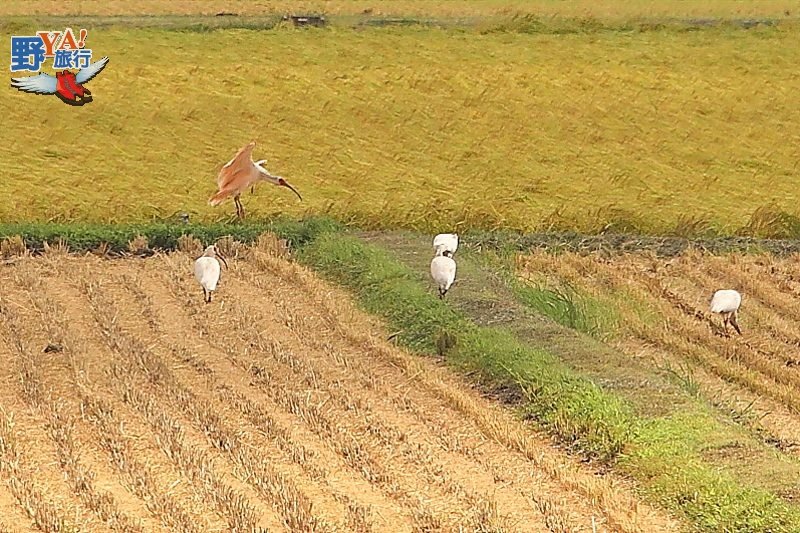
[216,141,256,189]
[75,57,109,85]
[194,257,221,290]
[10,73,57,95]
[433,233,458,255]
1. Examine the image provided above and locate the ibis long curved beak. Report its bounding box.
[217,252,229,269]
[278,178,303,201]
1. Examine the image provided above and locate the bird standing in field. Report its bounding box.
[431,248,457,299]
[194,244,229,303]
[709,289,742,336]
[433,233,458,256]
[208,141,302,219]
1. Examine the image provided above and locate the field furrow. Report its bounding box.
[0,402,48,533]
[93,273,344,532]
[0,404,81,533]
[109,366,278,532]
[157,257,474,530]
[0,282,116,533]
[34,263,240,532]
[626,256,800,412]
[2,265,155,533]
[117,268,407,532]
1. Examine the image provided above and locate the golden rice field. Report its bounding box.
[5,1,800,19]
[0,241,678,532]
[517,249,800,468]
[2,16,800,235]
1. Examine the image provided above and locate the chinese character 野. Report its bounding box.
[10,36,46,72]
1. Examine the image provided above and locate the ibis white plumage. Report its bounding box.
[433,233,458,256]
[430,249,457,299]
[709,289,742,335]
[194,245,229,303]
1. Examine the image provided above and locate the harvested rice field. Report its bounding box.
[0,242,676,532]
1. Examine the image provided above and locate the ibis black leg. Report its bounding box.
[730,313,742,335]
[234,195,245,219]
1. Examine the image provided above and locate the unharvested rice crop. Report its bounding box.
[2,19,800,235]
[0,241,676,532]
[4,1,800,19]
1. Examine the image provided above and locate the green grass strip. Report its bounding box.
[0,217,341,253]
[297,233,633,459]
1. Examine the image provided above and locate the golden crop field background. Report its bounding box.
[4,0,800,19]
[1,19,800,234]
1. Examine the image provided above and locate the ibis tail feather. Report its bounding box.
[208,189,232,206]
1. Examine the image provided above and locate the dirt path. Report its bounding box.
[0,247,679,532]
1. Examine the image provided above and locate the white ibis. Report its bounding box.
[433,233,458,256]
[194,245,229,303]
[430,248,457,299]
[709,289,742,335]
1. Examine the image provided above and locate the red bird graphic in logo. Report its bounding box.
[10,56,109,106]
